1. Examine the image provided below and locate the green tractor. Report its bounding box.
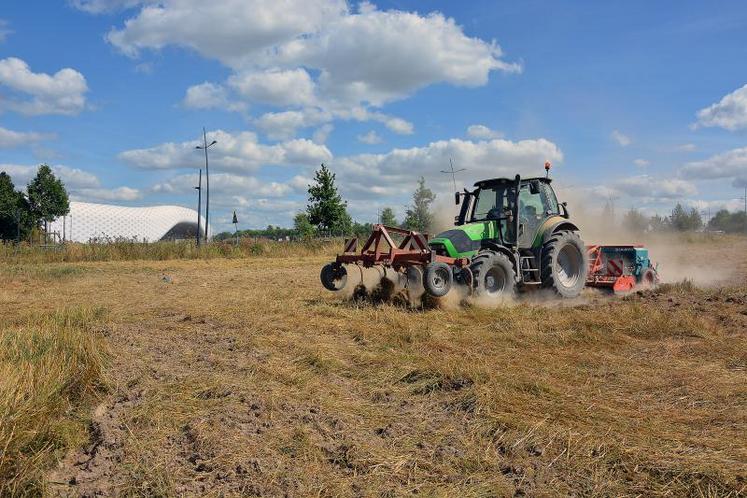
[321,173,589,301]
[426,174,588,298]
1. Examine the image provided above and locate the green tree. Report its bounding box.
[26,164,69,231]
[402,176,435,232]
[0,172,33,241]
[649,214,669,232]
[352,221,373,238]
[379,207,398,226]
[293,212,316,239]
[622,208,649,234]
[669,203,702,231]
[306,164,351,235]
[708,209,747,233]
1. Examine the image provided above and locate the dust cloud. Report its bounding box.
[553,184,732,286]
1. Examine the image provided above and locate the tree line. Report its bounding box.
[0,165,70,242]
[622,203,746,234]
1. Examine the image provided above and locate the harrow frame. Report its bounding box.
[335,224,470,269]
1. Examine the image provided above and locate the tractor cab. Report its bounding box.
[460,177,564,247]
[431,176,571,259]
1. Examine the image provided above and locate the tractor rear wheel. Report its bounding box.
[541,230,587,298]
[470,251,516,299]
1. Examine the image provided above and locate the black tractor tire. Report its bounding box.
[540,230,588,298]
[320,262,348,291]
[423,262,453,297]
[470,250,516,299]
[640,267,659,288]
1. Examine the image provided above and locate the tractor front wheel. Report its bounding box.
[541,230,588,298]
[470,251,516,299]
[423,262,453,297]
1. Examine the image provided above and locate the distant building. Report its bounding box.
[49,201,206,243]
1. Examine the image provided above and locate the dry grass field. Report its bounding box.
[1,235,746,496]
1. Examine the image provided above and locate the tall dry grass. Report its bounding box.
[0,307,109,496]
[0,238,340,264]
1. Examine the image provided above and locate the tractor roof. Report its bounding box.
[474,176,552,188]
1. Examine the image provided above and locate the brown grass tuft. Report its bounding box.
[0,307,109,496]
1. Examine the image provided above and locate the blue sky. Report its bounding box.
[1,0,747,232]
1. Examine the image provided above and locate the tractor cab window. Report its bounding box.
[518,183,548,245]
[540,183,560,214]
[519,185,544,220]
[472,185,512,221]
[518,182,559,219]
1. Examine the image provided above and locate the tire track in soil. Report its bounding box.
[47,389,143,496]
[46,312,242,496]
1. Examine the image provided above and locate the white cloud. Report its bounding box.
[255,110,328,141]
[152,172,293,199]
[0,164,100,189]
[74,186,142,202]
[334,137,562,200]
[677,143,697,152]
[0,19,12,42]
[312,124,334,144]
[106,0,348,63]
[467,124,503,140]
[289,175,311,191]
[381,115,413,135]
[680,146,747,180]
[613,175,696,200]
[229,198,305,227]
[52,165,101,189]
[228,68,316,107]
[183,82,246,112]
[0,163,140,203]
[695,84,747,130]
[106,0,517,133]
[69,0,152,13]
[610,130,631,147]
[133,61,154,74]
[118,129,332,171]
[633,158,649,167]
[0,57,88,116]
[687,198,745,213]
[272,4,520,106]
[254,107,413,140]
[357,130,382,144]
[0,126,53,148]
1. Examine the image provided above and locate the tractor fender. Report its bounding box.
[480,242,521,282]
[541,220,581,244]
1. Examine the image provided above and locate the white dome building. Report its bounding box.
[49,202,207,243]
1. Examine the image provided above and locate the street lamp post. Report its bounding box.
[195,127,217,242]
[194,168,202,247]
